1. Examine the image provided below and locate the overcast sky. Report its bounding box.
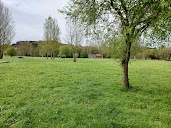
[2,0,68,43]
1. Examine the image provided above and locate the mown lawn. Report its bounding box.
[0,56,171,128]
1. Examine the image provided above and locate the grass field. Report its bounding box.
[0,56,171,128]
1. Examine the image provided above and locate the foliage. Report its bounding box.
[99,42,110,58]
[16,42,31,56]
[38,41,48,57]
[131,47,171,61]
[74,46,82,58]
[1,57,171,127]
[53,48,60,57]
[59,45,72,58]
[109,35,127,59]
[159,48,171,61]
[90,46,99,54]
[7,47,16,57]
[80,47,89,58]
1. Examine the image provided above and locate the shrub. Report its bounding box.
[143,48,159,60]
[148,54,160,60]
[159,48,171,61]
[7,47,16,57]
[59,45,72,58]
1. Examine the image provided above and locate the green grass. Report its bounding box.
[0,56,171,128]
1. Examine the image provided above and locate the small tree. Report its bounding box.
[65,19,83,62]
[0,1,15,59]
[7,47,16,57]
[44,16,60,59]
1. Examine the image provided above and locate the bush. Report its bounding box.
[7,47,16,57]
[159,48,171,61]
[3,51,7,55]
[143,48,159,60]
[59,45,72,58]
[148,54,160,60]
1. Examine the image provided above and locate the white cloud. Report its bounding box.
[1,0,68,43]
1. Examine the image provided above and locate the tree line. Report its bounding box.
[4,40,111,58]
[4,39,171,61]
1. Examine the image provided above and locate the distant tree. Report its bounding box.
[7,47,16,57]
[75,46,82,58]
[16,42,31,56]
[38,41,49,58]
[44,16,60,59]
[0,1,15,59]
[90,46,99,54]
[29,42,39,57]
[65,19,83,62]
[80,47,89,58]
[159,48,171,61]
[100,42,110,58]
[61,0,171,88]
[59,45,72,58]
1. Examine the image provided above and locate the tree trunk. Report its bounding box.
[122,61,129,88]
[121,41,131,89]
[0,49,3,59]
[53,51,55,59]
[73,53,76,62]
[47,52,48,59]
[51,52,53,59]
[0,53,3,59]
[73,46,77,62]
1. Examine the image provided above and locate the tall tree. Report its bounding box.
[44,16,60,59]
[61,0,171,88]
[65,19,83,62]
[0,1,15,59]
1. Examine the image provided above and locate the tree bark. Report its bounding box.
[47,52,48,59]
[73,46,77,62]
[0,53,3,59]
[53,51,55,59]
[51,52,53,59]
[73,53,76,62]
[121,41,131,89]
[0,49,3,59]
[122,60,129,88]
